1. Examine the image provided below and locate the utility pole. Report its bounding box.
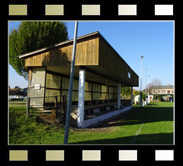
[140,55,144,107]
[64,21,78,144]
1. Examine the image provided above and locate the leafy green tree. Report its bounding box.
[9,22,68,80]
[142,93,146,100]
[121,87,131,98]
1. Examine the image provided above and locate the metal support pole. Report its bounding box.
[64,21,78,144]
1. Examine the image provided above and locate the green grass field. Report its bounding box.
[9,101,174,145]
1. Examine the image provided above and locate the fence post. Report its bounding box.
[63,96,66,113]
[63,95,66,125]
[26,98,30,118]
[55,96,58,118]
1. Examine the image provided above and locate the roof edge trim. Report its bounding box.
[19,31,99,59]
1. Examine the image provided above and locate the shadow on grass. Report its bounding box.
[94,106,173,128]
[71,132,173,144]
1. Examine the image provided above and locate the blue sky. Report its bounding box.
[8,21,174,90]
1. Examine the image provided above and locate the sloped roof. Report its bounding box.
[151,85,174,89]
[19,31,139,87]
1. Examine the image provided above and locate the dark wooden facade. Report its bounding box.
[20,31,138,87]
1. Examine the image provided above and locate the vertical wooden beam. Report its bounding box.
[43,68,47,106]
[131,87,133,106]
[28,69,32,81]
[55,96,58,118]
[63,95,66,123]
[117,83,121,109]
[26,98,30,117]
[91,82,93,101]
[107,85,109,102]
[60,76,62,103]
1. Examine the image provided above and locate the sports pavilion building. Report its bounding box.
[19,31,139,128]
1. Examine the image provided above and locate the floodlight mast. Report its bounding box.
[140,55,144,107]
[148,75,150,95]
[64,21,78,144]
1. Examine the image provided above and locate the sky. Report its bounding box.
[8,21,174,90]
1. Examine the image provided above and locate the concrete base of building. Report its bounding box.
[81,106,132,128]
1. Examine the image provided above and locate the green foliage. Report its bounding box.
[121,87,131,98]
[9,22,68,80]
[157,95,164,101]
[142,93,146,100]
[134,91,140,96]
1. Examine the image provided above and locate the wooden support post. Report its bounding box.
[117,83,121,109]
[107,85,109,102]
[55,96,58,118]
[63,96,65,112]
[60,76,62,104]
[26,98,30,118]
[131,87,133,106]
[91,82,93,101]
[63,95,66,124]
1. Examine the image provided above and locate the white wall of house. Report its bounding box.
[151,89,174,95]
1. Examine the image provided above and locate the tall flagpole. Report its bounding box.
[64,21,78,144]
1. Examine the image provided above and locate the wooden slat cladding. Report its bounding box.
[99,36,138,86]
[23,32,138,87]
[25,36,99,67]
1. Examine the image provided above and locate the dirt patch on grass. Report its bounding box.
[37,114,57,124]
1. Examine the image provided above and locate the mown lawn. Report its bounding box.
[9,101,174,145]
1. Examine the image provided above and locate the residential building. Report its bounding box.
[151,84,174,95]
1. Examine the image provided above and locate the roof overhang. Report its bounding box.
[19,31,139,87]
